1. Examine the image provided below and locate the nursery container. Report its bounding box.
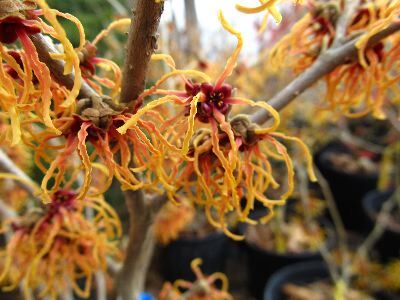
[264,260,328,300]
[315,141,378,232]
[160,231,228,282]
[264,260,397,300]
[363,189,400,261]
[239,213,334,300]
[245,243,325,299]
[0,291,21,300]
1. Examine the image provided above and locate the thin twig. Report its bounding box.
[294,159,312,226]
[30,34,98,99]
[295,158,341,281]
[356,188,399,259]
[314,165,352,292]
[318,242,340,282]
[337,129,385,154]
[250,21,400,124]
[332,0,360,47]
[384,107,400,133]
[0,149,37,197]
[0,197,17,219]
[314,166,347,244]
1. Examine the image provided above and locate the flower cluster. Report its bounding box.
[267,1,338,73]
[159,258,232,300]
[154,199,195,245]
[0,0,398,298]
[0,189,121,299]
[1,0,315,239]
[115,12,316,239]
[0,0,85,145]
[266,0,400,118]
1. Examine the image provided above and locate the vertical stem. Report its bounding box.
[116,190,163,300]
[273,208,286,253]
[295,159,341,283]
[184,0,200,59]
[314,166,351,296]
[314,166,347,248]
[295,159,312,226]
[116,1,165,299]
[95,272,107,300]
[119,0,164,107]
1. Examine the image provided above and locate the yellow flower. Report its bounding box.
[0,189,121,300]
[236,0,304,32]
[114,11,316,240]
[159,258,232,300]
[154,200,195,245]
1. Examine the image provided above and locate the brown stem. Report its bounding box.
[30,33,98,99]
[116,191,165,299]
[250,21,400,124]
[115,1,165,299]
[119,0,164,106]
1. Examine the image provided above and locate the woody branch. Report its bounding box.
[250,21,400,124]
[2,1,400,299]
[116,0,165,299]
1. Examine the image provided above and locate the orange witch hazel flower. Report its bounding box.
[331,0,400,119]
[35,97,131,202]
[323,0,400,118]
[117,12,316,240]
[154,199,195,245]
[0,0,83,145]
[235,0,304,32]
[0,189,121,299]
[159,258,232,300]
[35,75,198,202]
[323,40,397,119]
[31,19,175,202]
[267,0,400,119]
[267,1,339,73]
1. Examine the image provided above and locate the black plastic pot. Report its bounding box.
[315,141,378,232]
[363,189,400,261]
[0,291,21,300]
[264,260,398,300]
[160,231,228,282]
[245,244,325,300]
[239,215,334,300]
[264,260,328,300]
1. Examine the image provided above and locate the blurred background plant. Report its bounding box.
[0,0,399,299]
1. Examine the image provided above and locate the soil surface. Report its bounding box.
[283,281,374,300]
